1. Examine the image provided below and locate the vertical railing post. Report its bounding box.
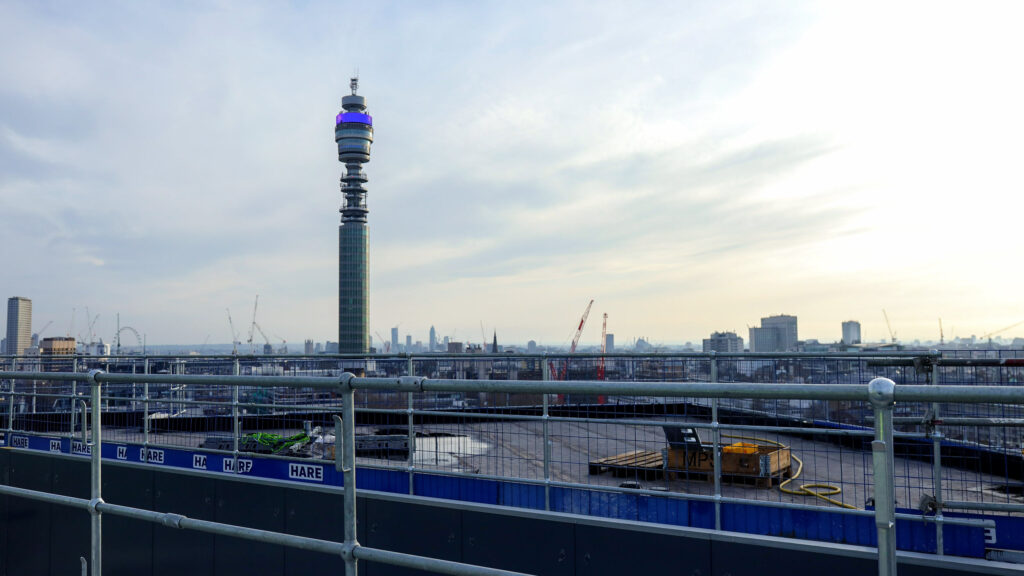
[338,373,359,576]
[542,355,552,511]
[71,356,78,435]
[130,360,137,412]
[869,377,897,576]
[232,357,241,474]
[7,360,17,436]
[407,355,415,495]
[930,352,944,555]
[143,358,150,460]
[710,352,722,531]
[87,369,105,576]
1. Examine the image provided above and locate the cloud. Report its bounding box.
[2,1,1023,346]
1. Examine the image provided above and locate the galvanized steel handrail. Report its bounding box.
[7,370,1024,404]
[3,368,1024,575]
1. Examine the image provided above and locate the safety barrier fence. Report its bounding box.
[1,356,1024,575]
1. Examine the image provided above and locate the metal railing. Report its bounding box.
[2,353,1024,575]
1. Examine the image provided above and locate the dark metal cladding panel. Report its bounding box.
[214,479,285,576]
[897,560,1006,576]
[0,450,8,576]
[7,452,53,576]
[363,498,462,576]
[711,539,867,576]
[103,466,155,575]
[282,487,344,575]
[50,457,90,575]
[462,510,574,575]
[153,471,216,576]
[575,523,710,576]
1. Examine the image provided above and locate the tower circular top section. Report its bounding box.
[342,94,366,111]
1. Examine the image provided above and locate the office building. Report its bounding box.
[703,331,744,353]
[605,333,615,352]
[842,321,861,345]
[429,326,437,352]
[390,327,399,353]
[748,327,776,353]
[335,78,374,353]
[749,314,798,352]
[762,315,798,351]
[6,296,32,356]
[40,336,75,371]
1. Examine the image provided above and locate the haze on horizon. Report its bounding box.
[1,1,1022,349]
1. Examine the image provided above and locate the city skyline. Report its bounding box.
[1,2,1023,347]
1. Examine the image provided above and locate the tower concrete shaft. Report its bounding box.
[335,78,373,353]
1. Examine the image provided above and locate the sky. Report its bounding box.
[1,1,1023,349]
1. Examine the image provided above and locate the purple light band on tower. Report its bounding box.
[336,112,373,126]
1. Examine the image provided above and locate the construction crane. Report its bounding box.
[374,331,390,353]
[980,319,1024,346]
[247,295,260,355]
[882,309,896,344]
[560,299,594,380]
[253,322,272,353]
[597,312,608,380]
[227,307,240,352]
[33,320,53,341]
[83,307,100,344]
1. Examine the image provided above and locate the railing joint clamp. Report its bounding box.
[86,369,104,386]
[340,541,360,560]
[868,377,895,408]
[87,497,104,514]
[162,513,187,529]
[338,372,355,392]
[398,376,426,392]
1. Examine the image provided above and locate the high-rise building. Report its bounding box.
[390,327,399,353]
[304,339,315,355]
[748,327,777,352]
[749,314,798,352]
[6,297,32,355]
[336,77,374,354]
[527,340,537,353]
[761,315,798,351]
[842,321,861,345]
[703,331,744,353]
[605,333,615,353]
[405,335,412,351]
[429,326,437,352]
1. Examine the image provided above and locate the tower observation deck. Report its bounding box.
[335,77,373,353]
